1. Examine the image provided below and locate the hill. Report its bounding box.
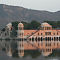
[0,4,60,29]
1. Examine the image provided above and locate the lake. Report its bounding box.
[0,51,60,60]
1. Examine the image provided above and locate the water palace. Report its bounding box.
[0,22,60,57]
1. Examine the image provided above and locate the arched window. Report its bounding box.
[41,33,43,35]
[57,32,58,35]
[53,33,55,35]
[38,37,40,41]
[35,37,37,42]
[32,37,34,42]
[19,27,22,30]
[48,37,50,41]
[29,38,31,41]
[50,37,51,41]
[41,37,43,41]
[54,37,56,41]
[38,33,39,35]
[52,37,53,40]
[59,37,60,41]
[5,33,6,36]
[57,37,58,41]
[45,37,47,41]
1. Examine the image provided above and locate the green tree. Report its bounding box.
[27,20,41,30]
[12,21,19,30]
[10,27,17,38]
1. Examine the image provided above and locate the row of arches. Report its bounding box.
[16,37,60,42]
[45,37,60,41]
[29,37,43,42]
[28,37,60,42]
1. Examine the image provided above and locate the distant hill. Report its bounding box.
[0,4,60,29]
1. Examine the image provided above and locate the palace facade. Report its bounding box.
[0,22,60,57]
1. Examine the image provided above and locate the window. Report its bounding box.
[57,32,58,35]
[29,38,31,41]
[35,37,37,42]
[52,38,53,40]
[41,37,43,41]
[45,32,51,35]
[19,27,23,30]
[48,37,50,41]
[38,37,40,41]
[38,33,39,35]
[41,33,43,35]
[45,37,47,41]
[50,37,51,41]
[32,37,34,42]
[57,37,58,40]
[59,37,60,41]
[5,33,6,36]
[47,37,51,41]
[45,43,51,46]
[54,37,56,41]
[53,33,55,35]
[54,37,55,41]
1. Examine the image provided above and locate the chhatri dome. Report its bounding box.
[41,22,52,27]
[18,22,24,27]
[6,23,12,28]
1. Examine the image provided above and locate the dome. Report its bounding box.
[41,22,52,27]
[6,23,12,28]
[18,22,24,27]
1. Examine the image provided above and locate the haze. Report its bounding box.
[0,0,60,12]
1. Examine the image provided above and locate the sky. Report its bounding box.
[0,0,60,12]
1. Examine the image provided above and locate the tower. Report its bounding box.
[17,22,24,57]
[17,23,24,38]
[6,23,12,37]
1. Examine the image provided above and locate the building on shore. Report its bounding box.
[0,22,60,57]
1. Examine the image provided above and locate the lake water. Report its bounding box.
[0,51,60,60]
[0,40,60,60]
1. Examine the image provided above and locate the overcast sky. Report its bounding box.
[0,0,60,12]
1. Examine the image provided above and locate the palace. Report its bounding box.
[0,22,60,57]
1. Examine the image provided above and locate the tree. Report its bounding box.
[10,27,17,38]
[12,21,19,30]
[27,20,41,30]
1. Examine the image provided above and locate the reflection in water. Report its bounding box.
[0,39,42,58]
[0,40,60,60]
[49,59,59,60]
[0,50,59,60]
